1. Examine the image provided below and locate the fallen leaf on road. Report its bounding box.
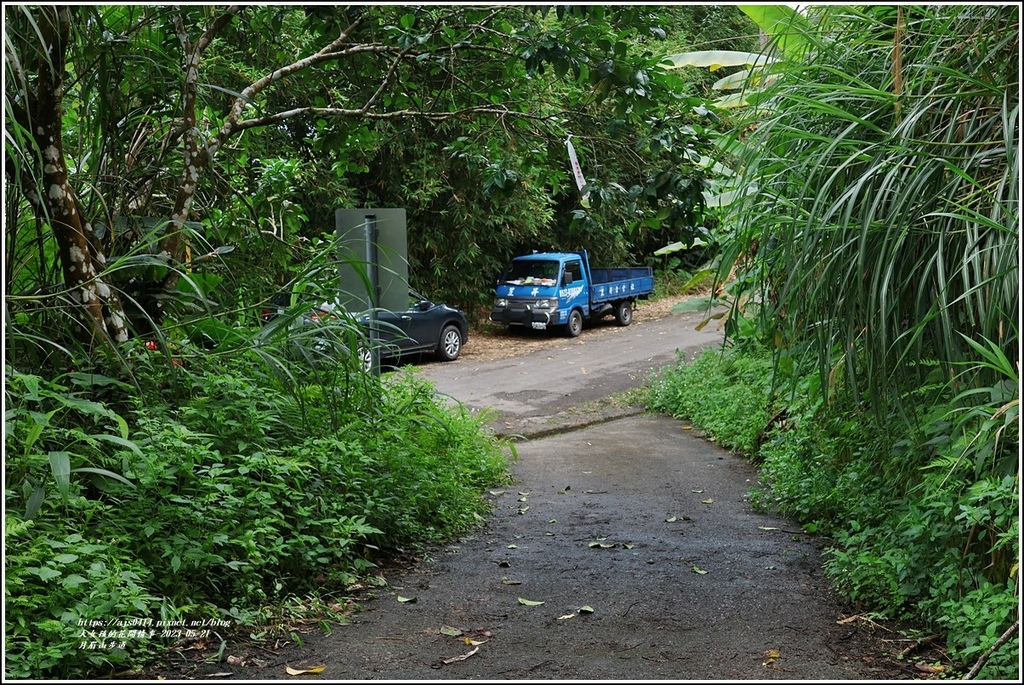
[397,596,417,603]
[758,526,779,531]
[441,646,479,665]
[440,626,463,637]
[665,516,677,522]
[915,663,946,674]
[578,605,594,614]
[518,597,544,606]
[285,664,326,675]
[702,498,714,505]
[692,566,709,575]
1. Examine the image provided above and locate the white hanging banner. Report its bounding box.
[566,137,589,202]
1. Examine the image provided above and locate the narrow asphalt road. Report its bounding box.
[417,308,726,438]
[160,308,914,680]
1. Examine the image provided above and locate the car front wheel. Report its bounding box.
[437,325,463,361]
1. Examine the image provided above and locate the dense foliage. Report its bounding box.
[5,348,507,678]
[652,4,1018,679]
[5,4,756,363]
[4,6,760,677]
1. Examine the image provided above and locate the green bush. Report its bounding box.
[647,342,774,454]
[4,358,510,678]
[646,342,1019,679]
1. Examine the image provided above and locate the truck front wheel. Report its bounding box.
[565,309,584,338]
[614,300,633,326]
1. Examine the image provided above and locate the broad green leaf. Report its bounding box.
[72,467,135,488]
[692,566,709,575]
[48,451,71,497]
[738,4,813,59]
[25,485,45,520]
[62,574,88,588]
[440,625,463,637]
[87,433,143,455]
[703,184,758,208]
[32,566,62,581]
[662,50,775,71]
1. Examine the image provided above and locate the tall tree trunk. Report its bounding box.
[14,6,129,347]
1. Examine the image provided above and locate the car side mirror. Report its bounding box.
[418,300,431,311]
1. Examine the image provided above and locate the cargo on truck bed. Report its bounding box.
[490,251,654,337]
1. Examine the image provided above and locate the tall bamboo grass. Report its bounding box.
[724,5,1018,441]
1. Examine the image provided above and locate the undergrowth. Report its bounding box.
[646,342,1019,680]
[4,350,509,678]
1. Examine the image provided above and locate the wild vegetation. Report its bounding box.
[4,4,759,677]
[650,5,1018,679]
[5,3,1017,680]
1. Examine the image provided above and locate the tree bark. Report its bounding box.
[15,6,129,347]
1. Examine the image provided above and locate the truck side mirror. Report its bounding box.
[563,273,573,285]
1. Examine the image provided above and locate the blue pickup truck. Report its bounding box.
[490,251,654,337]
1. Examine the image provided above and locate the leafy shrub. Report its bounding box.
[4,514,162,679]
[3,356,509,678]
[647,341,774,454]
[646,342,1019,679]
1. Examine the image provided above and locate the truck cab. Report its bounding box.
[490,253,580,332]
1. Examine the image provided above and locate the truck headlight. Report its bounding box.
[535,299,554,309]
[494,298,509,308]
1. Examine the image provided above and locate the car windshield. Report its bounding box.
[502,259,559,286]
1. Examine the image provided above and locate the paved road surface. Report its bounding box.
[418,309,725,436]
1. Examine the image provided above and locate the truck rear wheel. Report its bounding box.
[565,309,583,338]
[614,300,633,326]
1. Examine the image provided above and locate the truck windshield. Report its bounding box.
[502,260,559,286]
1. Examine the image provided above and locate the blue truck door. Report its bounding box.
[559,258,588,319]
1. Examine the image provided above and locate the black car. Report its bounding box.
[354,289,468,370]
